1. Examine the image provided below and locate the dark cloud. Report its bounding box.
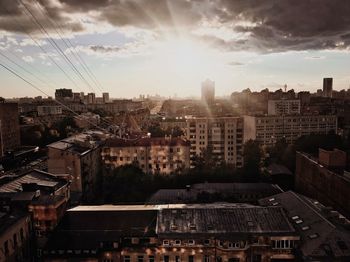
[1,0,350,52]
[89,45,120,53]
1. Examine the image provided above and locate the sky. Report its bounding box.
[1,0,350,98]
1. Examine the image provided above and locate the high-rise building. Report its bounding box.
[54,88,73,100]
[201,79,215,105]
[186,117,244,167]
[87,93,96,104]
[0,102,20,157]
[102,92,110,103]
[323,77,333,98]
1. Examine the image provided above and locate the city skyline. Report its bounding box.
[1,1,350,98]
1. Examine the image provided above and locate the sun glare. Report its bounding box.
[153,36,217,76]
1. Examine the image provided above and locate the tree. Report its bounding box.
[242,140,262,182]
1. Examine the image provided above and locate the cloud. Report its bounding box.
[304,56,326,60]
[228,61,244,66]
[1,0,350,53]
[22,55,34,63]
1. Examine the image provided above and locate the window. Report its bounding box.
[204,255,210,262]
[308,233,319,239]
[174,240,181,246]
[188,240,195,245]
[188,256,194,262]
[164,255,169,262]
[204,239,210,245]
[228,242,240,249]
[163,240,170,246]
[175,256,181,262]
[138,255,144,262]
[123,256,131,262]
[149,256,155,262]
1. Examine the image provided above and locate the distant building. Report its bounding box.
[54,89,73,101]
[159,118,187,131]
[186,117,244,167]
[87,93,96,104]
[44,203,299,261]
[102,92,109,103]
[201,79,215,105]
[101,137,190,174]
[37,105,62,116]
[47,131,110,201]
[295,149,350,217]
[244,114,337,146]
[74,112,100,129]
[323,77,333,98]
[267,99,301,115]
[0,102,21,157]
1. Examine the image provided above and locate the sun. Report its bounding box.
[152,36,217,76]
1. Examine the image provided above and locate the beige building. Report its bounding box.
[102,137,190,174]
[47,131,110,201]
[186,117,244,167]
[244,114,337,146]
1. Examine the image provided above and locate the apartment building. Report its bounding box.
[37,105,62,116]
[101,137,190,174]
[267,99,301,115]
[47,131,110,201]
[244,114,337,146]
[186,117,244,167]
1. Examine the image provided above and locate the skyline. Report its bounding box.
[1,0,350,98]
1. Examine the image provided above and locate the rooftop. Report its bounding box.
[105,137,190,147]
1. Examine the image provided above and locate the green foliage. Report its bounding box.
[242,139,262,182]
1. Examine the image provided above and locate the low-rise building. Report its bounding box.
[102,137,190,174]
[74,112,100,129]
[43,203,299,262]
[244,114,337,146]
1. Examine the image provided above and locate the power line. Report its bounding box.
[18,0,96,93]
[0,61,114,135]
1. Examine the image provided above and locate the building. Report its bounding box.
[295,149,350,218]
[243,114,337,147]
[159,118,187,132]
[259,191,350,261]
[74,112,100,129]
[0,169,70,259]
[102,92,110,103]
[54,89,73,101]
[148,182,283,204]
[186,117,244,167]
[47,131,110,201]
[101,137,190,174]
[43,203,299,262]
[0,102,21,157]
[323,77,333,98]
[37,105,62,116]
[87,93,96,104]
[267,99,301,115]
[201,79,215,105]
[0,211,32,262]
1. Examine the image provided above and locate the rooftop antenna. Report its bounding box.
[284,84,287,92]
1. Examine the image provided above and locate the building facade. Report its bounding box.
[101,137,190,174]
[323,77,333,98]
[267,99,301,115]
[37,105,62,116]
[0,102,21,157]
[186,117,244,167]
[244,114,337,146]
